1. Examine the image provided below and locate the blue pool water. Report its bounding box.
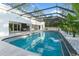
[4,31,70,56]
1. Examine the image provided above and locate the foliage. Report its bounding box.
[59,13,79,37]
[72,3,79,17]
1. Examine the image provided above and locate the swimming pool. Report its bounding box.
[4,31,70,56]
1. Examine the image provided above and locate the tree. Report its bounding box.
[58,4,79,37]
[66,13,78,37]
[59,13,79,37]
[72,3,79,18]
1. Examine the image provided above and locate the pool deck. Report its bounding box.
[0,31,42,56]
[0,30,42,41]
[60,30,79,55]
[0,29,79,56]
[0,41,40,56]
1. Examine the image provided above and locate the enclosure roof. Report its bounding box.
[1,3,76,21]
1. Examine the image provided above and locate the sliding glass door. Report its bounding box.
[9,21,30,33]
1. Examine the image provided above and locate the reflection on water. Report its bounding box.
[6,31,63,56]
[37,48,44,53]
[31,32,45,48]
[50,37,60,42]
[45,45,55,51]
[21,36,27,38]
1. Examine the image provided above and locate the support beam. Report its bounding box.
[21,6,57,16]
[33,13,66,17]
[13,22,14,32]
[21,6,75,16]
[20,24,22,31]
[7,3,26,11]
[57,6,75,13]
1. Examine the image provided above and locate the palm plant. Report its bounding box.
[72,3,79,36]
[59,13,78,37]
[66,13,78,37]
[72,3,79,18]
[59,4,79,37]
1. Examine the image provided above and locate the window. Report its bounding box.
[9,23,13,32]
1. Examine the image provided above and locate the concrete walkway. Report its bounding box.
[0,41,40,56]
[0,30,43,56]
[60,30,79,54]
[65,37,79,54]
[0,30,42,41]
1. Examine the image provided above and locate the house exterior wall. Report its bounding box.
[0,10,45,37]
[30,19,45,30]
[0,12,9,37]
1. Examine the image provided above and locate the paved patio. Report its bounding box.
[0,31,43,56]
[1,30,79,56]
[60,30,79,54]
[0,41,40,56]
